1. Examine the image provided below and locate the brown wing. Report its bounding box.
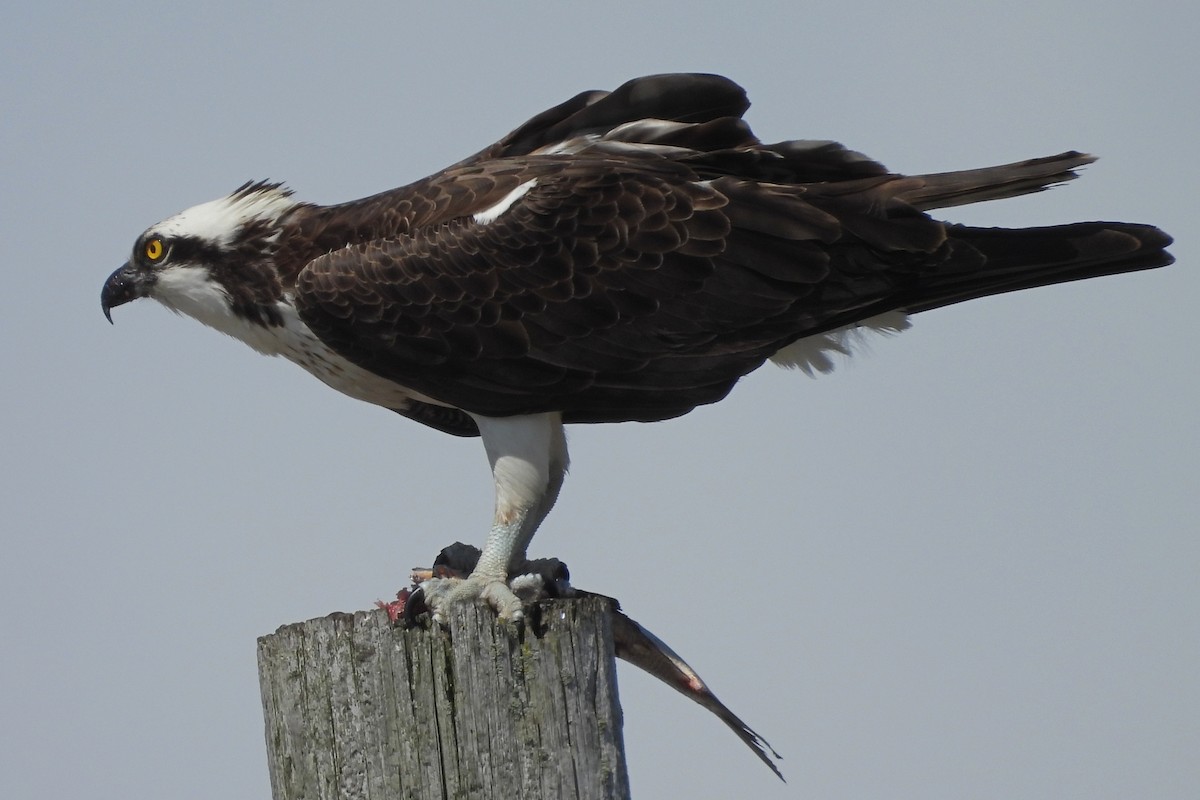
[448,73,754,165]
[292,74,1172,424]
[275,73,892,288]
[292,154,960,422]
[445,73,892,185]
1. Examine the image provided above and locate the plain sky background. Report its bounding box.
[3,2,1197,798]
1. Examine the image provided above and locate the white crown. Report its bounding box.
[152,182,298,247]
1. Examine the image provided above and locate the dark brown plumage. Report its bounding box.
[258,74,1170,429]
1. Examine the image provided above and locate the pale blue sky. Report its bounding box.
[3,2,1197,798]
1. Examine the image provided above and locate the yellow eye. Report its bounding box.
[144,238,165,262]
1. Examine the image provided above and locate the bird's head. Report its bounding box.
[101,181,300,331]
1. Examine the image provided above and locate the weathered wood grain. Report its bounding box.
[258,597,631,800]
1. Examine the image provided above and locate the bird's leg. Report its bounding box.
[500,418,569,572]
[420,412,567,622]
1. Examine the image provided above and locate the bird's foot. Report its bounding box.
[393,542,574,626]
[418,573,529,624]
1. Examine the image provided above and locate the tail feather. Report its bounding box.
[899,151,1097,211]
[904,221,1174,314]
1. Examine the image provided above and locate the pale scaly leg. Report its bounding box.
[503,417,569,569]
[420,412,568,622]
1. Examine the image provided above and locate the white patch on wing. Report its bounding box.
[154,186,297,247]
[535,135,600,155]
[770,311,912,375]
[473,179,538,225]
[604,118,692,141]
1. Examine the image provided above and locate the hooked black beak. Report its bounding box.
[101,262,151,324]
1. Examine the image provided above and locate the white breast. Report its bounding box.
[268,303,465,411]
[152,266,435,410]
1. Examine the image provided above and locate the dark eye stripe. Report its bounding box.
[166,235,224,263]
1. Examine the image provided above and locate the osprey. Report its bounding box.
[101,73,1172,622]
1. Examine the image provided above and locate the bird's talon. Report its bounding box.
[413,573,536,624]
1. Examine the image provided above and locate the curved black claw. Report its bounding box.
[401,585,431,628]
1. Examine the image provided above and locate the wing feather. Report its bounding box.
[285,74,1170,425]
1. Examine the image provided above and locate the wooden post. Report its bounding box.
[257,596,631,800]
